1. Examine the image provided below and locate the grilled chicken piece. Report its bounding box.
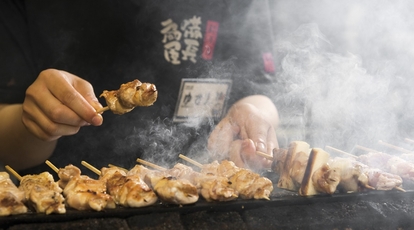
[278,141,310,191]
[63,175,116,211]
[311,163,341,194]
[19,172,66,214]
[200,160,220,175]
[0,172,28,216]
[197,175,238,202]
[299,148,331,196]
[290,151,310,189]
[100,79,158,115]
[100,167,157,208]
[200,160,273,200]
[230,169,273,200]
[167,163,238,202]
[127,165,199,205]
[358,152,414,183]
[328,157,403,192]
[153,176,199,205]
[271,148,288,174]
[57,164,81,189]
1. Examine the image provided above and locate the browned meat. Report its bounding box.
[100,167,157,208]
[100,79,157,115]
[19,172,66,214]
[63,175,116,211]
[0,172,28,216]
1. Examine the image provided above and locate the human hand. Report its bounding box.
[207,101,278,171]
[22,69,103,141]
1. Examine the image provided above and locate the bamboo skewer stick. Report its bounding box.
[178,154,203,168]
[136,158,167,171]
[378,140,412,153]
[81,161,101,176]
[354,145,381,153]
[45,160,59,173]
[108,164,128,173]
[255,151,273,160]
[404,138,414,144]
[5,165,22,181]
[325,146,357,158]
[96,106,109,114]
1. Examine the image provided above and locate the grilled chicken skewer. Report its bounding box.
[354,145,414,183]
[138,158,238,202]
[80,161,158,208]
[257,142,404,196]
[5,165,66,215]
[46,161,116,211]
[99,79,158,114]
[325,146,405,192]
[0,172,28,216]
[128,162,199,205]
[179,155,273,200]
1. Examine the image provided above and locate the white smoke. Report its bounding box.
[270,0,414,153]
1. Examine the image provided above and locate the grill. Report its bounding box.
[2,172,414,230]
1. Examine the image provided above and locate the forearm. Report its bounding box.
[0,104,56,170]
[231,95,279,128]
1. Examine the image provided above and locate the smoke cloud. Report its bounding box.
[269,0,414,153]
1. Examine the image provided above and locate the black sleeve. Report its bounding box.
[0,0,38,104]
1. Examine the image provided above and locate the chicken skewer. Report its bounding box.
[5,165,66,215]
[129,160,199,205]
[0,171,28,216]
[99,79,158,114]
[259,142,404,196]
[138,158,238,202]
[178,155,273,200]
[45,161,115,211]
[354,145,414,183]
[80,162,158,208]
[325,146,405,192]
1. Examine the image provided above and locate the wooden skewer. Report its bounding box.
[255,151,273,160]
[325,146,357,158]
[354,145,381,153]
[404,138,414,144]
[395,186,406,192]
[5,165,22,181]
[108,164,129,172]
[45,160,59,173]
[81,161,101,176]
[136,158,167,171]
[178,154,203,168]
[378,140,412,153]
[96,106,109,114]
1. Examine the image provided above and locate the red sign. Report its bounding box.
[202,20,219,60]
[262,52,275,73]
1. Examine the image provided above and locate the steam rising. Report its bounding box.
[270,1,414,153]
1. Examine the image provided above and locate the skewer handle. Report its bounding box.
[178,154,203,168]
[325,146,357,158]
[96,106,109,114]
[5,165,22,181]
[354,145,381,153]
[81,161,101,176]
[45,160,60,173]
[108,164,129,173]
[255,151,273,160]
[136,158,167,171]
[404,138,414,144]
[378,140,412,153]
